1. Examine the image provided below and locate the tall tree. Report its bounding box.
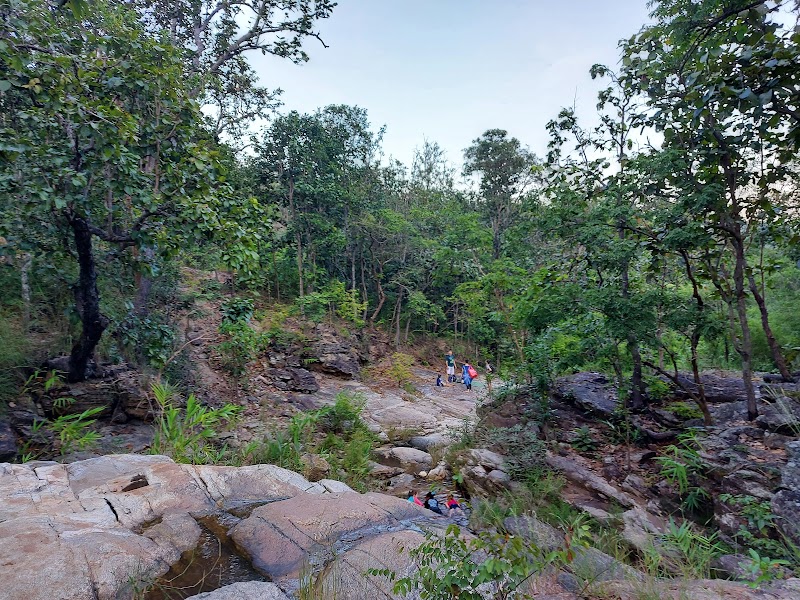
[463,130,537,260]
[0,0,226,381]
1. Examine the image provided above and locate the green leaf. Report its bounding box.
[0,80,12,92]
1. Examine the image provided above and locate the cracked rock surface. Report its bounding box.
[0,454,436,600]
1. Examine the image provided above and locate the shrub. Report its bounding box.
[216,321,267,376]
[388,352,414,386]
[220,296,254,324]
[150,382,241,464]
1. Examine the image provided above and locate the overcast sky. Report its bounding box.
[249,1,653,170]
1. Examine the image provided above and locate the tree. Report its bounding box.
[463,130,537,260]
[0,0,226,381]
[127,0,337,141]
[621,0,800,417]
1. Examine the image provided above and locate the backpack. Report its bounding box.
[467,366,478,379]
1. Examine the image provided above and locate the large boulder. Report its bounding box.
[229,492,428,581]
[0,454,404,600]
[553,373,618,417]
[374,446,433,474]
[268,367,319,393]
[315,529,427,599]
[310,329,361,377]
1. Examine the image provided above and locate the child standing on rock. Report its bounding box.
[461,361,473,391]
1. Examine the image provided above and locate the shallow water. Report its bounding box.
[143,513,265,599]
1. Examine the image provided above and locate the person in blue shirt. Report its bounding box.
[461,362,473,391]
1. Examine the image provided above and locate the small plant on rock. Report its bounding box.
[150,381,241,464]
[571,426,597,454]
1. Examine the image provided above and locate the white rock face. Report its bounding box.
[0,454,435,600]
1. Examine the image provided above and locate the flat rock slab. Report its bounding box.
[186,581,290,600]
[229,491,428,581]
[0,454,352,600]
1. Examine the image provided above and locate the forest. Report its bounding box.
[2,0,799,420]
[2,0,800,598]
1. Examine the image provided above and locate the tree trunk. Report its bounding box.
[681,250,712,425]
[732,235,758,420]
[748,270,793,381]
[68,216,109,382]
[393,291,403,348]
[20,252,32,326]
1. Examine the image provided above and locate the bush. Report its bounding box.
[216,321,267,376]
[388,352,414,386]
[150,382,242,464]
[220,296,254,324]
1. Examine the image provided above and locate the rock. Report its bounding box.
[757,397,800,435]
[710,401,749,425]
[409,433,448,451]
[621,474,648,497]
[375,446,433,474]
[386,472,416,496]
[269,367,319,393]
[229,492,427,581]
[781,441,800,492]
[598,577,800,599]
[317,479,354,493]
[311,329,361,377]
[316,529,426,600]
[575,502,615,525]
[461,464,511,496]
[765,432,795,450]
[621,506,662,553]
[487,469,510,485]
[553,372,618,417]
[710,554,790,582]
[300,452,331,481]
[504,515,563,551]
[467,448,505,471]
[0,454,440,599]
[427,462,450,481]
[673,372,753,404]
[721,470,774,500]
[368,461,401,478]
[185,582,289,600]
[545,452,634,508]
[0,418,17,461]
[772,489,800,547]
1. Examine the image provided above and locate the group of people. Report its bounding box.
[408,489,463,516]
[436,350,492,391]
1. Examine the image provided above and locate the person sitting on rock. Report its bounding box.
[446,493,463,516]
[424,491,443,514]
[436,374,444,387]
[408,490,423,506]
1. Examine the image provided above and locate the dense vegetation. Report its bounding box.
[2,0,800,425]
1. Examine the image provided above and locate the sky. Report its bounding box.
[249,1,653,170]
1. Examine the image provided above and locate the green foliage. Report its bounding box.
[374,524,547,600]
[571,426,598,454]
[744,548,791,588]
[388,352,415,386]
[220,297,254,324]
[654,431,711,515]
[216,321,268,376]
[246,392,376,491]
[666,401,704,421]
[0,310,33,403]
[150,382,242,464]
[645,518,726,579]
[644,375,672,402]
[118,315,175,369]
[18,404,103,458]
